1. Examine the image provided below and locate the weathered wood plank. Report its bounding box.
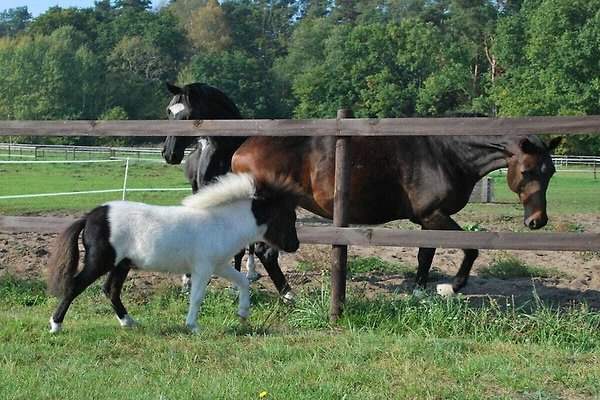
[0,115,598,137]
[3,216,599,252]
[0,216,77,233]
[296,227,600,252]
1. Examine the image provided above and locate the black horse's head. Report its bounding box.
[162,82,243,165]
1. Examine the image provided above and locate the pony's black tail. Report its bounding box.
[46,218,86,297]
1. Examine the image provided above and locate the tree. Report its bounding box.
[491,0,600,153]
[0,6,32,37]
[178,50,282,118]
[186,0,231,52]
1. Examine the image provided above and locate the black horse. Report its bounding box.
[164,82,292,300]
[163,82,561,297]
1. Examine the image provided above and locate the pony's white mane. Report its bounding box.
[181,173,256,210]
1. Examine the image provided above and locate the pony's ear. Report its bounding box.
[546,136,562,152]
[519,138,539,155]
[166,82,182,95]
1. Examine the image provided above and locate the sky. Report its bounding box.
[2,1,161,17]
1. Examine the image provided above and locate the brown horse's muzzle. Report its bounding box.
[524,210,548,230]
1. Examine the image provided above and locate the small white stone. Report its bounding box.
[436,283,457,298]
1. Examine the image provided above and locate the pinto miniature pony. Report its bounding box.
[184,141,258,283]
[46,173,300,333]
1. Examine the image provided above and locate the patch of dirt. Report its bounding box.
[1,210,599,310]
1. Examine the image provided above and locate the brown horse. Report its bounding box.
[162,82,561,296]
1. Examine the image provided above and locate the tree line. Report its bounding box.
[0,0,598,153]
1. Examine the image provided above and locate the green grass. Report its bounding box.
[0,160,190,214]
[479,255,567,280]
[1,275,599,399]
[489,170,600,214]
[348,256,414,277]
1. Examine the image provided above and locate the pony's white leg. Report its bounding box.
[245,253,259,281]
[185,270,212,333]
[215,263,250,320]
[49,317,61,334]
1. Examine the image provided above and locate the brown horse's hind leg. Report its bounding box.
[102,261,135,326]
[414,246,436,289]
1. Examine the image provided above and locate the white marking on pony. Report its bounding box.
[49,317,61,334]
[436,283,456,298]
[169,103,186,117]
[118,314,137,327]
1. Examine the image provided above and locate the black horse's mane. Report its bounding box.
[183,83,243,120]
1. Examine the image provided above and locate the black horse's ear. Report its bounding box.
[546,136,562,152]
[519,138,539,155]
[166,82,182,95]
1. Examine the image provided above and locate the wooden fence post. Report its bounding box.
[329,108,353,323]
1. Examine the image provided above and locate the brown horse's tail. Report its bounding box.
[46,218,86,297]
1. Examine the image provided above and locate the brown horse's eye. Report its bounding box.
[521,170,532,177]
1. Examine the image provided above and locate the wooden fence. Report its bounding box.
[2,115,600,321]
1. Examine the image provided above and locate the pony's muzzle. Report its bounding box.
[283,239,300,253]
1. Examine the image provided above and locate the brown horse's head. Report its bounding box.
[506,136,561,229]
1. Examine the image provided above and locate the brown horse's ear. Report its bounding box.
[519,138,539,154]
[546,136,562,151]
[166,82,182,95]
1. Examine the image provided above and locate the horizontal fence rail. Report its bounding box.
[1,116,599,137]
[2,216,599,252]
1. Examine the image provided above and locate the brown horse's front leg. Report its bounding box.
[414,210,479,294]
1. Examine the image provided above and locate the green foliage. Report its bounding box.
[491,0,600,153]
[0,0,598,152]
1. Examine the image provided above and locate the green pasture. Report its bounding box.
[1,156,599,399]
[0,160,598,218]
[1,276,599,399]
[0,159,190,214]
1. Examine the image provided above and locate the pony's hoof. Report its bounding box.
[187,324,200,334]
[118,314,137,327]
[238,315,248,324]
[436,283,457,298]
[49,318,61,334]
[281,289,295,304]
